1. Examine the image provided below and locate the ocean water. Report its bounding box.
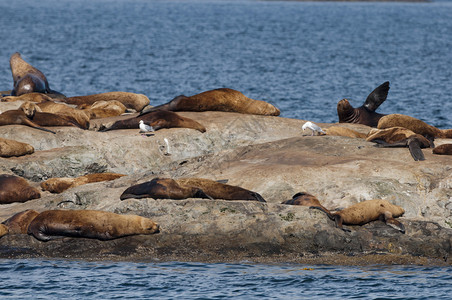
[0,259,452,299]
[0,0,451,127]
[1,0,452,297]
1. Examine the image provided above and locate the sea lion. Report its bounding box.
[1,92,55,103]
[281,192,330,213]
[312,199,405,233]
[0,110,56,133]
[41,172,126,194]
[19,101,84,129]
[0,174,41,204]
[2,209,40,234]
[79,100,127,119]
[0,224,8,238]
[100,110,206,133]
[120,177,266,202]
[27,210,160,241]
[337,81,390,127]
[64,92,149,112]
[140,88,280,116]
[0,137,34,157]
[377,114,452,138]
[433,144,452,155]
[325,126,367,138]
[9,52,63,97]
[366,127,434,161]
[36,100,90,129]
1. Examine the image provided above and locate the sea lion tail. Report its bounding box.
[309,205,334,221]
[251,192,266,203]
[35,126,56,134]
[385,218,406,234]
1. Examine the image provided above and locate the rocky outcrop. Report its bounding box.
[0,111,451,265]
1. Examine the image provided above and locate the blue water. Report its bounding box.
[0,259,451,299]
[1,0,452,297]
[1,0,451,127]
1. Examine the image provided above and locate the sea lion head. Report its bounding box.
[140,217,160,234]
[337,99,355,122]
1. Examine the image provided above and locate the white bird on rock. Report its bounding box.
[302,121,326,136]
[139,120,155,137]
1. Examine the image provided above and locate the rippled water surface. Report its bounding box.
[0,0,451,127]
[0,259,451,299]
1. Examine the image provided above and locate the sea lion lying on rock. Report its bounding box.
[41,172,126,193]
[325,126,367,139]
[366,127,434,161]
[78,100,127,119]
[281,192,330,212]
[432,144,452,155]
[120,177,266,202]
[312,199,405,233]
[0,110,56,133]
[36,100,90,129]
[337,81,390,127]
[0,137,34,157]
[27,210,160,241]
[2,209,40,234]
[0,174,41,204]
[64,92,149,112]
[377,114,452,139]
[140,88,280,116]
[100,110,206,133]
[1,92,55,103]
[19,101,85,129]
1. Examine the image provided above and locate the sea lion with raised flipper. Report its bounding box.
[120,177,266,202]
[41,172,126,194]
[0,224,8,238]
[9,52,64,98]
[140,88,280,116]
[366,127,434,161]
[27,210,160,241]
[100,110,206,133]
[0,174,41,204]
[433,144,452,155]
[377,114,452,138]
[337,81,390,127]
[0,137,34,157]
[0,110,56,134]
[64,92,149,112]
[2,209,40,234]
[312,199,405,233]
[325,126,367,138]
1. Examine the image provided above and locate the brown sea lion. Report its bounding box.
[0,110,56,133]
[41,172,126,194]
[100,110,206,133]
[120,177,266,202]
[19,101,84,129]
[2,209,40,234]
[337,81,390,127]
[140,88,280,116]
[36,101,90,129]
[325,126,367,138]
[433,144,452,155]
[27,210,160,241]
[312,199,405,233]
[64,92,149,112]
[0,224,8,238]
[9,52,64,98]
[0,174,41,204]
[281,192,330,213]
[1,92,54,103]
[366,127,434,161]
[79,100,127,119]
[377,114,452,138]
[0,137,34,157]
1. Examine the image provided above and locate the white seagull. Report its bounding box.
[302,121,326,136]
[139,120,155,137]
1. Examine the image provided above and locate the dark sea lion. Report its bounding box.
[140,88,280,116]
[41,172,126,194]
[377,114,452,138]
[100,110,206,133]
[27,210,160,241]
[0,224,8,238]
[281,192,330,213]
[0,110,56,133]
[9,52,63,97]
[64,92,149,112]
[0,174,41,204]
[2,209,40,234]
[337,81,390,127]
[0,137,34,157]
[312,199,405,233]
[325,126,367,138]
[432,144,452,155]
[366,127,434,161]
[120,177,266,202]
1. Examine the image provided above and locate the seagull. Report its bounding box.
[139,120,154,137]
[302,121,326,136]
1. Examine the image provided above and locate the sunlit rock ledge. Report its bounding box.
[0,111,451,265]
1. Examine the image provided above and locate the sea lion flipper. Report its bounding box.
[408,140,425,161]
[385,218,406,234]
[363,81,390,112]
